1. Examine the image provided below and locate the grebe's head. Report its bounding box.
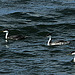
[47,33,51,38]
[47,35,51,38]
[71,51,75,55]
[3,30,8,33]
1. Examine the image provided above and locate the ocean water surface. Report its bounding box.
[0,0,75,75]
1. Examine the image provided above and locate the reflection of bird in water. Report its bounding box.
[47,35,70,46]
[3,30,28,40]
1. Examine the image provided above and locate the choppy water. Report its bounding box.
[0,0,75,75]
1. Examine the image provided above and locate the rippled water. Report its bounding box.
[0,0,75,75]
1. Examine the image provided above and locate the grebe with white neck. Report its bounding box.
[3,30,28,40]
[71,51,75,62]
[47,35,70,46]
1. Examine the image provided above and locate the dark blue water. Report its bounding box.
[0,0,75,75]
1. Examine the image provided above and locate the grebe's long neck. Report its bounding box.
[47,36,51,46]
[73,56,75,62]
[5,32,9,39]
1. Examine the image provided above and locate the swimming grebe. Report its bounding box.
[71,51,75,62]
[3,30,28,40]
[47,35,70,46]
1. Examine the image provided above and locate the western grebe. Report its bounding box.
[71,51,75,62]
[47,35,70,46]
[3,30,28,40]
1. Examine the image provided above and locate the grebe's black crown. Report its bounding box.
[71,51,75,54]
[46,33,52,37]
[3,29,9,33]
[47,33,52,36]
